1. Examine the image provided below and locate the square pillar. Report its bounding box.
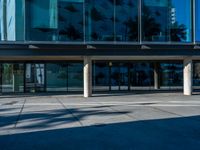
[84,56,92,97]
[154,62,160,90]
[184,58,193,95]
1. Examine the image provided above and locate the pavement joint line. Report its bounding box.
[97,101,137,121]
[14,98,26,128]
[9,103,200,107]
[56,97,84,127]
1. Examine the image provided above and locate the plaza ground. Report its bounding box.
[1,92,200,150]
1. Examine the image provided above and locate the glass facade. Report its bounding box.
[194,62,200,86]
[97,62,153,91]
[26,0,84,41]
[46,63,68,92]
[93,61,184,92]
[25,63,45,92]
[129,62,154,89]
[46,62,83,92]
[0,61,199,94]
[142,0,191,42]
[0,62,83,94]
[1,63,24,93]
[0,0,196,43]
[160,62,183,88]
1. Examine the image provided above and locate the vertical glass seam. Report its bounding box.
[139,0,142,44]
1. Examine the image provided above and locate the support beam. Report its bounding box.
[184,58,193,95]
[154,62,160,90]
[84,56,92,97]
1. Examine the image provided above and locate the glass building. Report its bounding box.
[0,0,199,96]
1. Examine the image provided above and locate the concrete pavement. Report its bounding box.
[0,93,200,150]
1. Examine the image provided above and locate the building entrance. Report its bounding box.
[25,63,45,93]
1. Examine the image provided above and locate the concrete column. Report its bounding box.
[84,56,92,97]
[184,58,193,95]
[154,62,160,90]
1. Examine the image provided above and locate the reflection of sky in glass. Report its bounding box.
[144,0,191,42]
[172,0,191,41]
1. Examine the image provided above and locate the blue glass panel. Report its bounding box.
[26,0,84,41]
[115,0,138,42]
[142,0,192,42]
[85,0,114,41]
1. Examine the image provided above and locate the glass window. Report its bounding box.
[0,0,25,41]
[25,63,45,93]
[85,0,114,42]
[142,0,191,42]
[68,62,83,91]
[130,62,154,90]
[160,62,183,88]
[115,0,138,42]
[2,63,24,93]
[46,63,67,92]
[26,0,84,41]
[93,61,109,91]
[196,0,200,42]
[194,62,200,86]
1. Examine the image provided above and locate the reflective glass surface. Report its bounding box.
[142,0,191,42]
[25,63,45,92]
[160,62,183,87]
[93,61,110,91]
[194,62,200,86]
[0,0,195,43]
[85,0,114,41]
[93,61,154,91]
[130,63,154,89]
[0,0,24,41]
[68,62,83,91]
[2,63,24,93]
[115,0,138,41]
[46,63,68,92]
[26,0,84,41]
[46,62,83,92]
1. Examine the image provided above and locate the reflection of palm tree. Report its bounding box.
[170,23,187,42]
[142,5,161,41]
[59,24,81,40]
[88,7,106,40]
[65,4,79,13]
[91,7,105,22]
[123,17,138,41]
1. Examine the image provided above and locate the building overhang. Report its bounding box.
[0,43,200,58]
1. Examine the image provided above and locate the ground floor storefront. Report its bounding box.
[0,59,199,96]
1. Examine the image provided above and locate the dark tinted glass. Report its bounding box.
[142,0,191,42]
[26,0,84,41]
[115,0,138,42]
[160,62,183,86]
[46,63,68,92]
[85,0,114,41]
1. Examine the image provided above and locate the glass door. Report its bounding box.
[110,62,120,91]
[25,63,45,93]
[110,62,129,91]
[119,63,129,91]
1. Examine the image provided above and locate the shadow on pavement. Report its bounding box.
[1,115,200,150]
